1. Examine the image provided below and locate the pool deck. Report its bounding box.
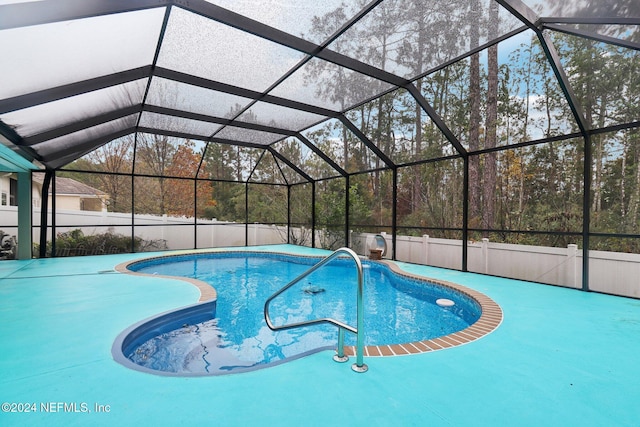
[1,244,639,426]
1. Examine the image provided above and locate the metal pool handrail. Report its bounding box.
[263,247,368,373]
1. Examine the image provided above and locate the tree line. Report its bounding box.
[61,0,640,252]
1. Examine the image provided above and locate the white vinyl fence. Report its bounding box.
[351,232,640,299]
[1,206,288,251]
[1,206,639,298]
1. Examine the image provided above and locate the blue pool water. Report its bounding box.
[122,252,481,375]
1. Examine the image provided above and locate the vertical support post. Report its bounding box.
[51,172,57,256]
[253,222,258,245]
[193,178,198,249]
[462,157,469,271]
[423,234,430,265]
[582,134,591,291]
[381,231,388,259]
[287,185,291,244]
[244,182,249,246]
[39,170,52,258]
[345,175,350,247]
[161,214,167,246]
[16,172,32,260]
[391,168,397,260]
[482,237,489,274]
[311,181,316,248]
[567,243,578,288]
[131,134,137,254]
[130,173,135,253]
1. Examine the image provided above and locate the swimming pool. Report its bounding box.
[112,250,501,376]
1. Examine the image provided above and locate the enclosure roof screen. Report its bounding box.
[0,0,638,181]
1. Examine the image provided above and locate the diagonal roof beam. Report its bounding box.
[496,1,589,134]
[167,1,447,172]
[537,31,588,134]
[196,0,387,162]
[338,116,395,170]
[22,105,143,146]
[0,119,23,145]
[316,50,408,87]
[220,0,386,129]
[208,137,276,150]
[539,17,640,25]
[179,0,318,60]
[136,5,173,131]
[42,127,135,168]
[0,65,331,145]
[265,150,289,185]
[0,121,39,164]
[246,150,268,183]
[137,127,282,151]
[294,133,347,177]
[178,0,409,88]
[405,84,468,157]
[154,67,339,118]
[0,0,170,30]
[0,66,152,114]
[136,127,235,145]
[495,0,541,30]
[543,23,640,51]
[143,105,297,137]
[0,0,396,92]
[268,147,314,183]
[166,115,347,180]
[413,25,528,82]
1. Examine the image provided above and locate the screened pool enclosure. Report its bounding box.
[0,0,639,297]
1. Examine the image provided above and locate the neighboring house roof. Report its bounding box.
[32,175,106,197]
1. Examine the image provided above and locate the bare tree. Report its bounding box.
[85,136,134,212]
[135,133,177,215]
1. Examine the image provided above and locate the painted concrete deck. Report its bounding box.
[1,245,639,426]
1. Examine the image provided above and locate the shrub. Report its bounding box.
[35,229,166,257]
